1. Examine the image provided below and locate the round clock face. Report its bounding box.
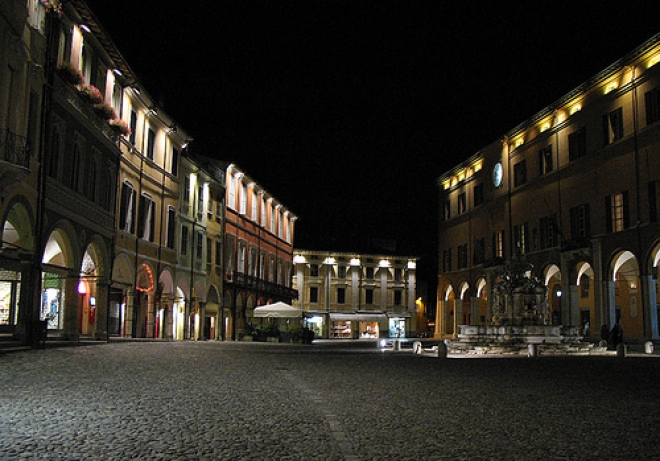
[492,162,503,187]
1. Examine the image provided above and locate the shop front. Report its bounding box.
[328,312,387,339]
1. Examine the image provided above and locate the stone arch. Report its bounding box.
[77,237,109,337]
[476,277,488,325]
[609,250,642,339]
[41,225,77,333]
[543,264,562,325]
[439,283,456,336]
[2,198,35,254]
[575,261,596,337]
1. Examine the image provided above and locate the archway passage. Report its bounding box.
[42,229,74,333]
[1,202,35,331]
[611,251,643,339]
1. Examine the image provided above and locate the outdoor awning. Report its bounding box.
[329,313,387,322]
[253,302,303,318]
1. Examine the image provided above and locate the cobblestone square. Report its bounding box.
[1,342,659,460]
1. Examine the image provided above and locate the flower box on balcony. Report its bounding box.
[56,62,84,86]
[109,118,131,136]
[79,84,104,104]
[93,103,117,121]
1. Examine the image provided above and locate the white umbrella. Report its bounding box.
[253,302,303,318]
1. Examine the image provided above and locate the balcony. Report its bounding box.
[228,271,298,300]
[0,130,30,190]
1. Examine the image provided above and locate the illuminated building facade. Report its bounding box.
[293,250,418,339]
[437,32,660,344]
[223,164,297,340]
[0,0,45,344]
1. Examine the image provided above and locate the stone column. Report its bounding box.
[199,302,207,340]
[64,271,79,341]
[146,292,155,338]
[125,289,135,338]
[94,280,109,340]
[642,275,659,339]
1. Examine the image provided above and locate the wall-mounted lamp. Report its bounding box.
[113,69,122,77]
[147,107,157,116]
[167,125,177,135]
[80,24,91,33]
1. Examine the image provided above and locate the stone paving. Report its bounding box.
[1,340,660,460]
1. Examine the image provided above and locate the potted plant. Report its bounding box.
[241,323,256,341]
[40,0,63,16]
[79,84,104,104]
[56,62,84,86]
[93,103,117,121]
[264,323,280,342]
[109,119,131,137]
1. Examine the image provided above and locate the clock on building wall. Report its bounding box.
[492,162,503,187]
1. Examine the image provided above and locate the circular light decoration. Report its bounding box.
[136,264,154,292]
[492,162,503,188]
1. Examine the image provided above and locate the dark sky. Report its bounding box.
[84,0,659,282]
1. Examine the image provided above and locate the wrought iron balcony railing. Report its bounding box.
[227,271,298,300]
[1,129,29,169]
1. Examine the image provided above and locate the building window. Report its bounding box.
[513,160,527,187]
[539,145,553,175]
[492,230,504,259]
[442,248,452,272]
[606,191,629,233]
[473,183,484,207]
[443,200,451,221]
[645,86,660,125]
[365,289,374,305]
[568,127,587,161]
[581,275,590,298]
[539,214,557,250]
[180,225,189,256]
[603,108,624,145]
[310,264,319,277]
[129,110,137,145]
[569,204,591,240]
[394,268,402,281]
[146,128,155,160]
[228,176,236,210]
[137,194,155,241]
[215,241,222,268]
[514,223,529,254]
[166,206,176,249]
[458,193,467,214]
[197,185,204,218]
[365,267,374,279]
[225,235,235,274]
[337,288,346,304]
[237,241,246,273]
[394,290,402,306]
[309,286,318,303]
[457,244,468,269]
[194,232,202,260]
[171,147,179,176]
[183,176,190,204]
[119,182,136,233]
[338,265,347,279]
[473,237,485,265]
[240,183,247,215]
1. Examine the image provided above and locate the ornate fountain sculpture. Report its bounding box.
[450,255,588,355]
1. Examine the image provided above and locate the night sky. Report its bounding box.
[83,1,659,283]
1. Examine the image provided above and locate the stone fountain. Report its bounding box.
[448,255,590,356]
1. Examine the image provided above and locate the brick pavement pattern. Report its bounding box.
[1,341,659,460]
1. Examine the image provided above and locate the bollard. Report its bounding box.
[616,342,627,358]
[527,343,538,358]
[437,341,447,359]
[598,340,608,348]
[645,341,654,354]
[413,341,422,354]
[393,340,401,351]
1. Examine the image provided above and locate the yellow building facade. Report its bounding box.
[437,32,660,345]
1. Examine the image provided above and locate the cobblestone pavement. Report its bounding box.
[1,341,660,461]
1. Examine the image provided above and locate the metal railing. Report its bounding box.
[229,271,298,299]
[1,129,30,168]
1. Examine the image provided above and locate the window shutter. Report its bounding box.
[622,190,630,229]
[605,195,612,233]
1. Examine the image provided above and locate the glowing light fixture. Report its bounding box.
[605,82,618,94]
[570,104,581,115]
[80,24,91,33]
